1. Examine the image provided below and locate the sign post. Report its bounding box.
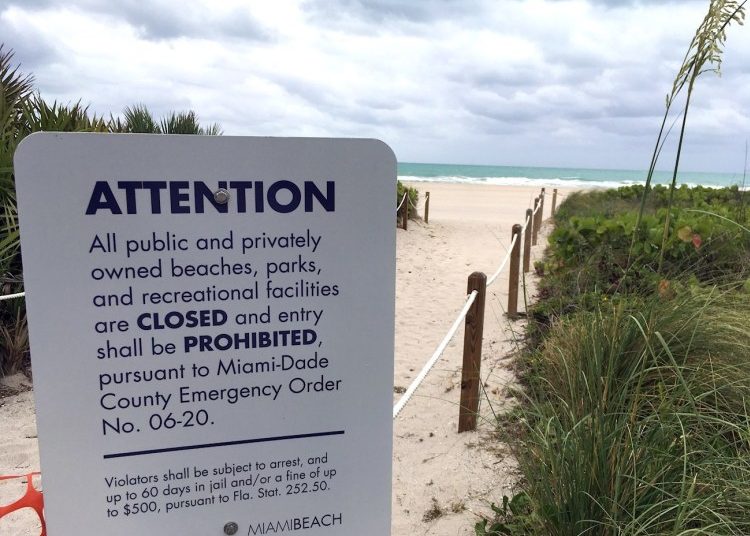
[15,133,395,535]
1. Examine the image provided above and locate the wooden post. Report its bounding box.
[534,194,543,242]
[507,224,522,317]
[424,191,430,224]
[552,188,558,216]
[402,194,408,230]
[532,197,539,246]
[458,272,486,433]
[523,208,532,273]
[539,188,545,222]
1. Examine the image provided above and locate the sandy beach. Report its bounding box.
[0,182,573,535]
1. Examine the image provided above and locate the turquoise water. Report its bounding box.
[398,162,746,189]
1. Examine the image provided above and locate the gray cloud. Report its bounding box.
[0,0,49,8]
[264,72,415,131]
[0,20,59,70]
[105,1,271,41]
[556,0,704,5]
[0,0,747,172]
[303,0,483,23]
[451,68,548,91]
[356,97,402,111]
[0,0,271,41]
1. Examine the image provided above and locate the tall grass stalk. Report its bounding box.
[655,0,745,272]
[627,1,746,273]
[740,140,747,222]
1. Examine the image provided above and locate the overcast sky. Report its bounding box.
[1,0,748,172]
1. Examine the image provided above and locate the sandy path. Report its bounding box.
[391,184,568,535]
[0,183,572,536]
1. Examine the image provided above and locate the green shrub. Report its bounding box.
[531,186,750,333]
[397,180,419,220]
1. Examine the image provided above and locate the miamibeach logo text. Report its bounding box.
[248,512,343,534]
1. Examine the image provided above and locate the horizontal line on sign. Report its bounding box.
[103,430,345,459]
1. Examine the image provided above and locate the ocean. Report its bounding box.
[398,162,747,190]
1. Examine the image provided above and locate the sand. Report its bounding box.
[0,182,572,535]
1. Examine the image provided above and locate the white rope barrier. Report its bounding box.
[486,232,518,288]
[391,188,547,417]
[0,291,25,302]
[393,290,478,419]
[484,192,538,289]
[521,213,531,232]
[408,196,419,210]
[396,192,408,212]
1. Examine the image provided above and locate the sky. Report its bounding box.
[1,0,749,173]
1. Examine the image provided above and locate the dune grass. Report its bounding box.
[510,288,750,535]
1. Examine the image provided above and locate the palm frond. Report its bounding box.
[160,110,201,134]
[121,103,160,133]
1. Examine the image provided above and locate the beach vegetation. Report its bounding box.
[423,498,445,522]
[505,288,750,535]
[630,0,745,272]
[484,183,750,534]
[397,180,419,220]
[480,2,750,534]
[0,43,222,375]
[110,103,160,133]
[23,95,109,133]
[527,185,750,340]
[0,300,27,374]
[475,493,534,535]
[109,105,223,135]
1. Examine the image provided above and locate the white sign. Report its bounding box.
[15,133,395,535]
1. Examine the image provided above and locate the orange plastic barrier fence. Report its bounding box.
[0,473,45,536]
